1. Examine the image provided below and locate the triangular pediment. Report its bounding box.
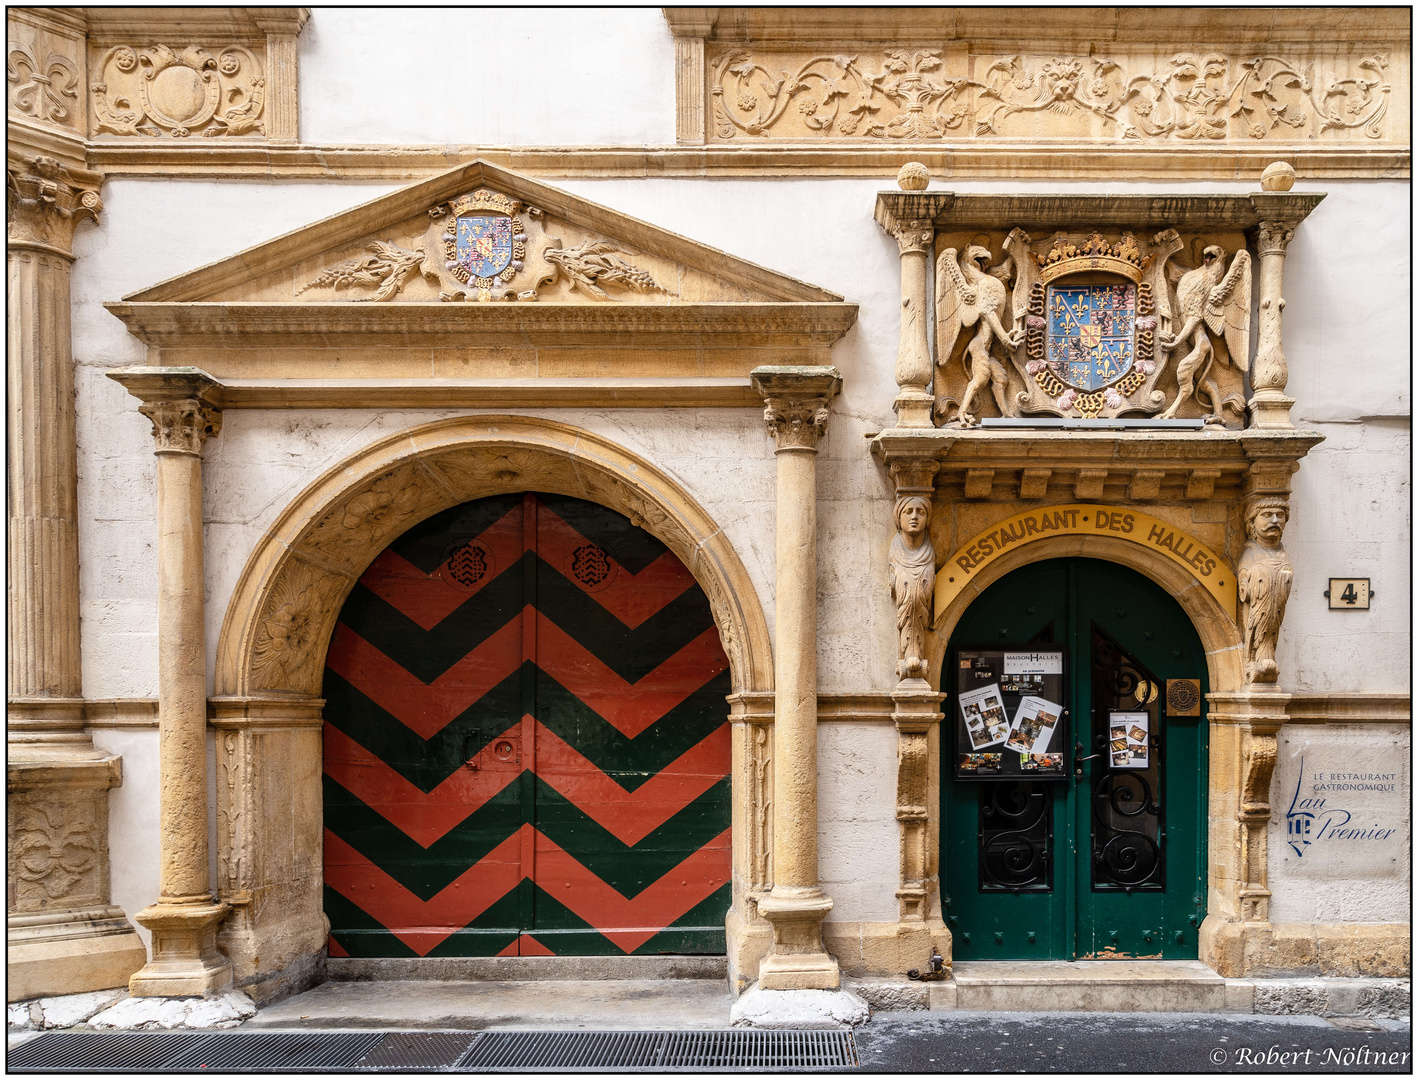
[122,159,840,307]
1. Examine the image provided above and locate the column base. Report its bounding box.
[893,388,936,429]
[129,900,232,997]
[1247,391,1295,429]
[757,887,839,990]
[7,906,148,1003]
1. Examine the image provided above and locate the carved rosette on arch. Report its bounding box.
[138,399,222,455]
[1237,495,1292,686]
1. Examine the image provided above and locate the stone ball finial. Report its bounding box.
[1260,161,1296,192]
[897,162,930,191]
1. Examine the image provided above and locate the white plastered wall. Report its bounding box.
[67,6,1409,933]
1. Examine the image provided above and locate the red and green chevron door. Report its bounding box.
[322,492,732,957]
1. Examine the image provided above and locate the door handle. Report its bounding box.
[1074,742,1101,781]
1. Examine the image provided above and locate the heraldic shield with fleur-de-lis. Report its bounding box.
[1047,283,1137,392]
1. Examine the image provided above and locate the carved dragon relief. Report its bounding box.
[710,48,1392,143]
[296,187,675,304]
[931,226,1252,426]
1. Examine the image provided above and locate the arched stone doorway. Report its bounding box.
[209,416,773,999]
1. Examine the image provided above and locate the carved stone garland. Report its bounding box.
[932,227,1252,426]
[297,186,672,305]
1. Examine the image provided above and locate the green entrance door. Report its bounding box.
[941,557,1207,960]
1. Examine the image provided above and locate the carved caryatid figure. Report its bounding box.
[889,495,935,682]
[1237,497,1292,684]
[934,244,1022,427]
[1158,244,1251,421]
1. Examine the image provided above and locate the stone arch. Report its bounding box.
[215,414,773,700]
[927,533,1244,694]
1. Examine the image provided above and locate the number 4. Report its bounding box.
[1340,583,1359,604]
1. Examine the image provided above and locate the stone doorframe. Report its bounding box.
[208,414,775,1001]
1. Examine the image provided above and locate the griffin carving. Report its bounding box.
[933,244,1022,426]
[1158,245,1251,421]
[1237,498,1292,685]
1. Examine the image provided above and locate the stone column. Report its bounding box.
[111,369,231,997]
[7,154,149,1000]
[1247,172,1317,431]
[750,365,841,990]
[887,217,936,429]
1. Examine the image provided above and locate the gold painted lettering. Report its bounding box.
[1147,524,1166,544]
[1023,515,1040,536]
[957,554,975,572]
[1121,514,1134,534]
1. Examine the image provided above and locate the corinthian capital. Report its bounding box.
[139,400,223,456]
[751,366,842,451]
[1255,221,1296,257]
[108,367,224,456]
[6,155,103,254]
[890,219,934,256]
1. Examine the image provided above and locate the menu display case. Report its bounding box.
[952,647,1068,781]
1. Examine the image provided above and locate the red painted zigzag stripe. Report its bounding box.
[324,716,729,849]
[359,502,698,632]
[327,615,727,741]
[324,826,730,956]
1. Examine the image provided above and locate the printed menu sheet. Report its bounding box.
[1109,711,1150,768]
[1005,695,1064,755]
[958,683,1010,750]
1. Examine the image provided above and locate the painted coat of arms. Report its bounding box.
[933,227,1252,426]
[440,188,528,299]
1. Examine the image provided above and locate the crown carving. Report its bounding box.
[449,188,520,217]
[1036,232,1146,285]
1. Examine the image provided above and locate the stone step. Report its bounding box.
[327,955,727,983]
[947,960,1241,1013]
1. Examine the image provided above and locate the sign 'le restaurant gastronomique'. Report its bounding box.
[934,504,1236,621]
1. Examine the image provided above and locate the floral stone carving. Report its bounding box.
[91,44,266,138]
[11,797,102,910]
[297,241,429,302]
[709,47,1393,143]
[931,227,1250,427]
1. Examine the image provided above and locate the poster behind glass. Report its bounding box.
[953,648,1068,781]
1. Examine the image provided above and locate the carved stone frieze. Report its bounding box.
[296,241,427,302]
[707,46,1395,145]
[139,398,222,455]
[90,43,266,138]
[538,240,671,300]
[6,154,103,252]
[10,796,101,909]
[1237,495,1293,686]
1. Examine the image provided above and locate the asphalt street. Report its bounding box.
[851,1011,1412,1074]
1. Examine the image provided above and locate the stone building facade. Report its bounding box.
[7,7,1409,1011]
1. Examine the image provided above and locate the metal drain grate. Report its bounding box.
[8,1031,218,1072]
[165,1031,385,1071]
[354,1032,478,1070]
[8,1031,384,1073]
[456,1029,858,1071]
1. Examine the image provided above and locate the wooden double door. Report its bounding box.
[321,492,732,957]
[942,557,1208,960]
